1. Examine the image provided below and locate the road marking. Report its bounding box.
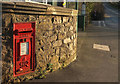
[102,21,106,27]
[104,14,111,18]
[92,21,106,27]
[98,21,101,27]
[93,44,110,51]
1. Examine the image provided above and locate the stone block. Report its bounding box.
[69,26,73,31]
[65,23,71,27]
[58,32,66,40]
[40,40,44,46]
[61,44,69,48]
[52,62,61,70]
[59,53,66,62]
[59,27,65,33]
[55,48,60,55]
[73,34,76,39]
[50,55,59,64]
[71,50,76,56]
[15,15,29,22]
[48,31,53,36]
[64,27,69,32]
[64,38,71,44]
[4,15,12,27]
[39,16,46,21]
[54,16,61,24]
[49,34,57,42]
[69,43,73,51]
[63,17,69,23]
[74,39,77,47]
[60,47,67,53]
[53,40,62,47]
[68,17,72,22]
[29,15,36,21]
[70,36,74,40]
[38,22,53,30]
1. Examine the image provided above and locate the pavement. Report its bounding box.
[26,3,119,82]
[27,23,118,82]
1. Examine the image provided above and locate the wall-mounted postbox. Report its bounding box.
[13,22,35,77]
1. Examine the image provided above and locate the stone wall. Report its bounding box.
[2,2,78,83]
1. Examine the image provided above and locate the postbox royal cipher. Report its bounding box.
[13,22,35,76]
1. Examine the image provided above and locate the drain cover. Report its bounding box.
[93,44,110,51]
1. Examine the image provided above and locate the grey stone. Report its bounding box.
[70,36,74,40]
[69,26,73,31]
[56,48,59,55]
[48,31,53,36]
[65,23,71,27]
[59,53,66,62]
[58,32,66,40]
[53,40,62,47]
[50,55,59,64]
[50,35,57,42]
[54,16,61,23]
[69,43,73,50]
[64,38,71,43]
[73,34,76,39]
[60,47,67,53]
[71,50,76,56]
[59,27,65,33]
[63,17,69,23]
[74,39,77,47]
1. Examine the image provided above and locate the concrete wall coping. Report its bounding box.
[2,2,78,16]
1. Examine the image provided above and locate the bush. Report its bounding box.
[90,3,104,21]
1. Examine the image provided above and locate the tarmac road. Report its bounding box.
[103,2,119,29]
[92,2,119,30]
[27,2,118,82]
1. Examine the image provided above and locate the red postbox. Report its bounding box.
[13,22,35,77]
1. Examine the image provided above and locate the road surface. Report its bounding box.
[92,2,119,30]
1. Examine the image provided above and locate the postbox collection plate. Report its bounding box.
[20,42,29,56]
[13,22,35,77]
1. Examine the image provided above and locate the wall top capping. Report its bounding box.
[2,2,78,16]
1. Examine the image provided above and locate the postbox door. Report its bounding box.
[15,37,33,75]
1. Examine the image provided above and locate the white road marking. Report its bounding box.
[102,21,106,27]
[104,14,111,18]
[92,21,106,27]
[98,21,101,27]
[93,44,110,51]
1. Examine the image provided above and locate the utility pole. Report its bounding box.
[75,0,78,32]
[46,0,47,4]
[75,0,78,10]
[81,2,86,31]
[66,1,68,8]
[52,0,57,6]
[63,0,66,7]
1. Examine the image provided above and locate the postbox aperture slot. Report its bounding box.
[19,31,32,33]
